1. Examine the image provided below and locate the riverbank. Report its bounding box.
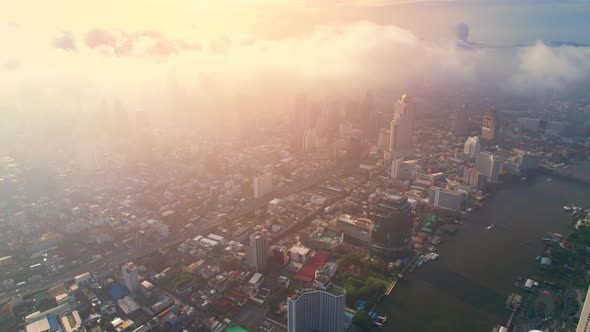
[375,174,590,332]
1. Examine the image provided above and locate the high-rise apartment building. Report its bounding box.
[247,231,268,273]
[475,152,501,183]
[287,286,346,332]
[121,262,140,292]
[463,167,487,190]
[463,136,481,157]
[577,287,590,332]
[253,172,273,199]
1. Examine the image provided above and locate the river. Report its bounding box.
[376,175,590,332]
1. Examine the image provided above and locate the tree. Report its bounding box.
[353,310,373,331]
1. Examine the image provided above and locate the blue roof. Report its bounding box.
[47,315,60,331]
[109,284,129,299]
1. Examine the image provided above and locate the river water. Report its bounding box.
[376,175,590,332]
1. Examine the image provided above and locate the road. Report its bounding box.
[1,173,330,301]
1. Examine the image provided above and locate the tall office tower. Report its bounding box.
[452,104,469,135]
[293,96,316,151]
[481,108,497,142]
[253,172,273,199]
[360,92,378,141]
[247,231,268,273]
[475,151,501,183]
[377,128,390,149]
[287,286,346,332]
[390,157,403,180]
[463,167,487,190]
[370,193,413,254]
[577,287,590,332]
[463,136,481,157]
[389,94,415,156]
[121,262,140,292]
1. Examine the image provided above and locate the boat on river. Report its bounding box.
[486,224,495,230]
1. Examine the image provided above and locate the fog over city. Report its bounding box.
[3,2,590,332]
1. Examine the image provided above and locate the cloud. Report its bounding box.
[53,32,77,51]
[2,60,21,71]
[3,20,590,124]
[509,42,590,91]
[84,28,200,57]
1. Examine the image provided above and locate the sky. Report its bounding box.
[1,0,590,119]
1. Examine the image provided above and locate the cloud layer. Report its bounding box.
[2,20,590,122]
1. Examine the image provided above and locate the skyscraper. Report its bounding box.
[287,286,346,332]
[389,94,415,156]
[390,157,403,180]
[452,104,469,135]
[577,287,590,332]
[253,172,273,199]
[370,193,413,254]
[463,136,481,157]
[463,167,487,190]
[475,152,501,183]
[248,231,268,273]
[293,96,316,151]
[377,128,390,149]
[481,108,497,142]
[121,262,140,292]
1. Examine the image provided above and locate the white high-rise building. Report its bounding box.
[429,187,463,211]
[475,152,501,183]
[377,128,390,149]
[287,286,346,332]
[247,231,268,273]
[390,157,403,180]
[578,287,590,332]
[121,262,140,292]
[253,172,273,199]
[463,136,480,157]
[389,94,415,156]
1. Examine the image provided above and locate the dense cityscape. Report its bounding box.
[2,85,590,332]
[3,1,590,332]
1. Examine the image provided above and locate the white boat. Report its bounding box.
[486,224,495,230]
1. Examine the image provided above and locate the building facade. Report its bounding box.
[253,172,273,199]
[389,94,415,156]
[335,214,373,246]
[121,262,140,292]
[475,152,501,183]
[247,231,268,273]
[577,287,590,332]
[287,286,346,332]
[429,187,463,211]
[481,108,497,142]
[463,136,481,157]
[463,167,487,190]
[369,193,413,254]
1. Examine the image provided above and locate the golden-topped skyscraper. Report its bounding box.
[389,94,415,156]
[481,108,497,142]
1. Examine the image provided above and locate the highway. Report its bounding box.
[1,173,330,301]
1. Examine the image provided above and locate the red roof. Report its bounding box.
[294,252,328,282]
